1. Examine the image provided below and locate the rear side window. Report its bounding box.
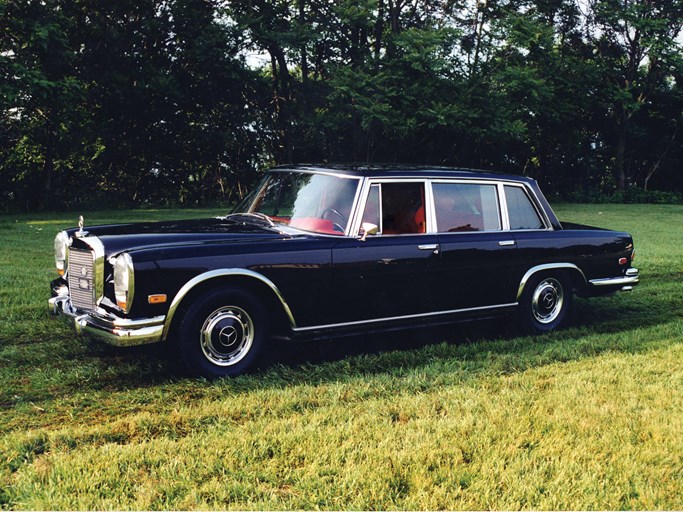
[433,183,501,232]
[505,185,544,230]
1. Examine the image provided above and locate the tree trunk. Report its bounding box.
[269,45,293,164]
[374,0,384,68]
[40,148,54,212]
[299,0,308,83]
[615,109,630,190]
[38,120,55,211]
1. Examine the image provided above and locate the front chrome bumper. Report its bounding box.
[589,267,640,291]
[49,294,165,347]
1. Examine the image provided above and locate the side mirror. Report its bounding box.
[359,222,379,242]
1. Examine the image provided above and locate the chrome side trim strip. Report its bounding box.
[517,263,588,300]
[589,268,639,287]
[162,269,297,340]
[292,302,518,333]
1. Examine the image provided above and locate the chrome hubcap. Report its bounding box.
[200,306,253,366]
[531,278,564,324]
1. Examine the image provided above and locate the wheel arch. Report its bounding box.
[161,269,297,341]
[517,263,588,300]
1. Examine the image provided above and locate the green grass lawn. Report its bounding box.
[1,204,681,510]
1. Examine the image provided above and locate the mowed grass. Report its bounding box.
[0,204,681,510]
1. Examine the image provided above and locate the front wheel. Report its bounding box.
[518,273,572,334]
[175,288,268,378]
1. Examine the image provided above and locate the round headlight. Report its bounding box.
[54,231,70,276]
[113,253,135,313]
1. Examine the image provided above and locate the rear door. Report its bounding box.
[433,181,521,310]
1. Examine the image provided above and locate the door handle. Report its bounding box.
[418,244,440,254]
[498,240,516,246]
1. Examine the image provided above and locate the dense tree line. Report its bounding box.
[1,0,681,211]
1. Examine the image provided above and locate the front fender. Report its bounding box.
[161,268,297,340]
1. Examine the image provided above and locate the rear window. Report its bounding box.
[505,185,544,230]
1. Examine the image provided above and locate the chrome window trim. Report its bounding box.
[425,181,437,233]
[349,178,431,237]
[344,177,364,236]
[348,177,372,236]
[502,183,552,231]
[376,183,385,234]
[498,182,511,230]
[524,184,554,229]
[249,169,362,237]
[278,226,356,239]
[292,302,519,333]
[162,268,297,340]
[429,180,504,233]
[267,168,362,180]
[350,177,555,237]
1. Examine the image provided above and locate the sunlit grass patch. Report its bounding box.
[1,204,681,509]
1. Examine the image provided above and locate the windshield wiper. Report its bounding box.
[225,212,276,228]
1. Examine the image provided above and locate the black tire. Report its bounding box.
[518,272,572,334]
[175,287,268,378]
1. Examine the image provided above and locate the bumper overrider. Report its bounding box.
[49,284,165,347]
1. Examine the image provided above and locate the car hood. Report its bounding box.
[72,217,291,256]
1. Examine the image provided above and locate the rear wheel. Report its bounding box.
[519,273,572,334]
[176,287,268,378]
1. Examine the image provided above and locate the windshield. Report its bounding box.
[243,171,360,235]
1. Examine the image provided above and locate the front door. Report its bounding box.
[330,181,439,325]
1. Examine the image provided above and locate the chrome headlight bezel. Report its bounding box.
[54,231,71,276]
[113,253,135,314]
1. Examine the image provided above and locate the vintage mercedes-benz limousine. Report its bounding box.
[50,165,639,377]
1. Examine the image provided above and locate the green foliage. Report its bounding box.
[565,187,683,205]
[0,204,682,508]
[1,0,682,211]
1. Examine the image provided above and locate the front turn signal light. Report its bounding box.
[148,294,167,304]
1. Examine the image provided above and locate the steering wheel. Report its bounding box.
[321,208,347,233]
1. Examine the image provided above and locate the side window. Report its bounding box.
[433,183,501,232]
[505,185,545,230]
[361,184,380,227]
[362,182,425,235]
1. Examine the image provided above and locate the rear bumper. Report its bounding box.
[49,292,165,347]
[589,267,640,292]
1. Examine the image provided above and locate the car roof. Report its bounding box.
[270,163,536,185]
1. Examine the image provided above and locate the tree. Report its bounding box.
[588,0,683,190]
[0,0,86,210]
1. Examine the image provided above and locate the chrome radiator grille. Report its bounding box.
[68,247,96,311]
